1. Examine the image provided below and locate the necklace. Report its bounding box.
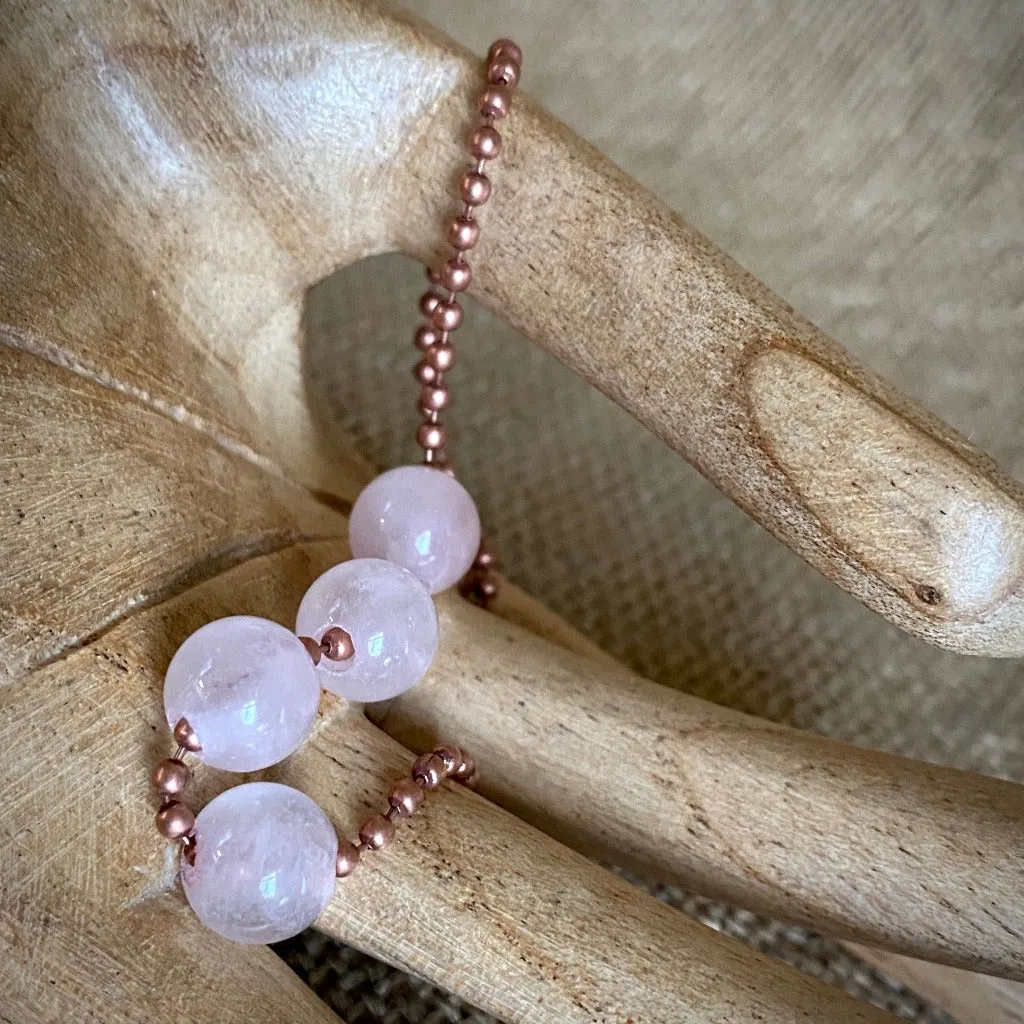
[148,38,522,945]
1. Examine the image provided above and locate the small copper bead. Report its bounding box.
[419,292,442,319]
[155,801,195,840]
[414,325,440,351]
[469,125,502,160]
[180,833,197,865]
[487,58,520,88]
[426,343,455,372]
[425,264,442,285]
[431,299,463,332]
[321,626,355,661]
[298,635,322,665]
[336,839,361,877]
[420,384,449,412]
[433,743,462,775]
[359,813,396,850]
[151,757,190,796]
[411,752,447,789]
[416,422,447,451]
[454,754,477,781]
[488,38,523,66]
[460,170,491,206]
[415,359,440,384]
[479,85,511,121]
[440,258,472,292]
[388,778,425,817]
[172,717,201,752]
[478,578,499,601]
[473,543,497,570]
[447,216,480,250]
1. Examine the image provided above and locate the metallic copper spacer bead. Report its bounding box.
[418,291,441,317]
[454,754,477,782]
[172,717,202,752]
[415,359,440,385]
[488,38,523,66]
[335,839,361,877]
[479,85,511,120]
[419,384,450,413]
[417,422,447,451]
[487,58,520,88]
[431,299,463,332]
[155,800,195,840]
[447,216,480,250]
[460,170,492,206]
[320,626,355,661]
[298,635,322,665]
[411,752,447,789]
[388,778,425,817]
[426,343,455,372]
[473,544,497,570]
[415,324,441,350]
[359,813,396,850]
[440,257,472,292]
[151,757,190,796]
[180,833,197,865]
[433,743,462,775]
[469,125,501,160]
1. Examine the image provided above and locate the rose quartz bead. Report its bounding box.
[163,616,320,772]
[181,782,337,944]
[295,558,438,701]
[349,465,481,594]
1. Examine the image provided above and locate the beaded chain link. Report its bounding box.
[152,715,477,879]
[414,38,523,607]
[147,40,522,947]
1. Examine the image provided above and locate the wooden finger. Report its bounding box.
[4,1,1024,655]
[0,347,900,1022]
[372,594,1024,980]
[301,707,900,1024]
[0,893,343,1024]
[0,543,898,1024]
[850,946,1024,1024]
[490,580,1024,1022]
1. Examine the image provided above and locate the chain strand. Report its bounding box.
[411,40,522,607]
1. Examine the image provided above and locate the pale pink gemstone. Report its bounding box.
[163,616,320,772]
[181,782,337,944]
[295,558,438,702]
[349,464,481,594]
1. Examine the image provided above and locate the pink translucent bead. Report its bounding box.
[295,558,438,702]
[181,782,337,944]
[163,616,320,772]
[349,464,481,594]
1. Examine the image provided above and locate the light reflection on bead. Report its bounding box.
[181,782,337,944]
[349,465,482,594]
[163,616,320,772]
[295,558,439,701]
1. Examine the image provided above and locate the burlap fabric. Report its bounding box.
[280,1,1024,1020]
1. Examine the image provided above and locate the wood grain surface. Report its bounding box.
[3,0,1024,655]
[374,592,1024,979]
[2,1,1022,1022]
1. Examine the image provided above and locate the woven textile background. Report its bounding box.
[281,1,1024,1020]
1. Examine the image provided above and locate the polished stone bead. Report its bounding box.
[163,616,320,772]
[295,558,438,702]
[180,782,337,944]
[349,464,481,594]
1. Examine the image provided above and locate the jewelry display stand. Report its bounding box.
[1,3,1021,1022]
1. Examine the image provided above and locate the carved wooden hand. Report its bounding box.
[1,2,1021,1023]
